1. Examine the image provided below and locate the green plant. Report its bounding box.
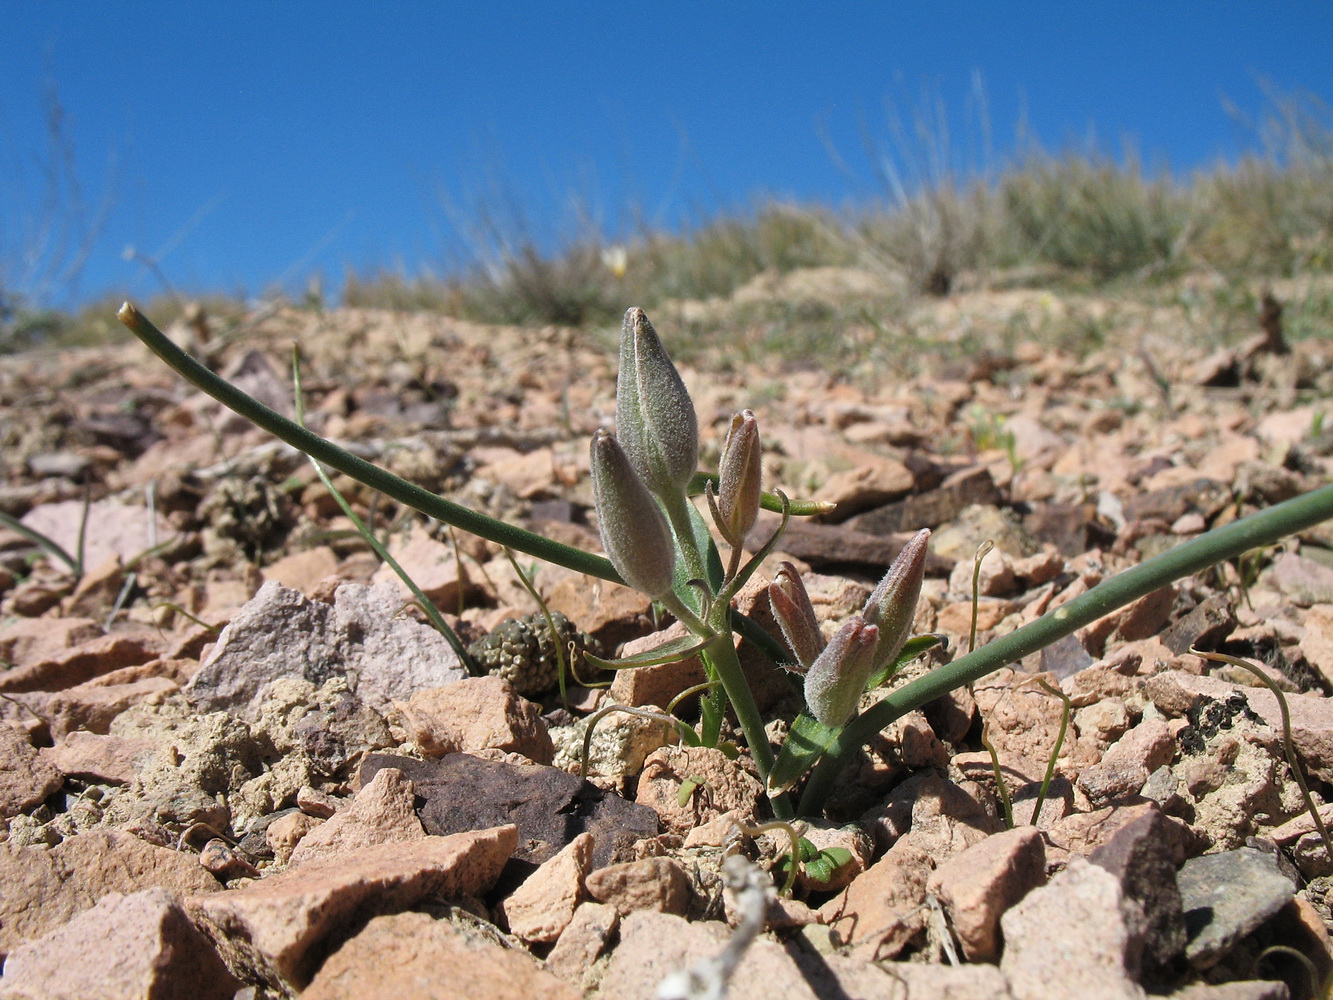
[118,301,1333,825]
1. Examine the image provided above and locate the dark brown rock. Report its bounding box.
[1161,594,1238,656]
[1088,806,1188,977]
[847,465,1001,536]
[360,752,659,869]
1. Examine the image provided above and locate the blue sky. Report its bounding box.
[3,2,1331,309]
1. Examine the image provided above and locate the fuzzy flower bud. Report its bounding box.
[590,428,676,599]
[768,561,824,671]
[862,528,930,672]
[803,616,880,728]
[616,307,699,500]
[715,409,762,544]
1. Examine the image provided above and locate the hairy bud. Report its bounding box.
[715,410,762,544]
[590,428,676,599]
[616,308,699,500]
[768,561,824,671]
[803,616,880,728]
[862,528,930,672]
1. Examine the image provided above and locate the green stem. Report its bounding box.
[118,302,619,582]
[702,632,793,819]
[799,482,1333,814]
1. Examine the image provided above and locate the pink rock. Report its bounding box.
[545,901,619,987]
[0,631,162,694]
[1,888,239,1000]
[0,830,222,956]
[288,767,424,866]
[0,616,102,669]
[189,825,518,991]
[266,811,325,865]
[500,831,594,942]
[1001,858,1145,1000]
[635,744,764,836]
[819,840,933,958]
[927,825,1047,962]
[303,909,581,1000]
[370,524,472,608]
[608,621,708,710]
[397,676,554,765]
[585,856,692,916]
[601,908,1012,1000]
[816,458,915,517]
[795,821,874,893]
[545,576,652,641]
[39,730,157,785]
[19,499,169,576]
[0,724,63,818]
[1077,717,1175,807]
[28,675,178,739]
[1300,604,1333,687]
[949,545,1017,597]
[261,545,340,594]
[895,773,1001,863]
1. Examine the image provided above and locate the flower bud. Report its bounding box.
[590,428,676,599]
[616,308,699,500]
[862,528,930,672]
[768,561,824,670]
[716,410,762,544]
[803,616,880,728]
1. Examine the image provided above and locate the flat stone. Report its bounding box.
[0,830,221,957]
[847,465,1001,536]
[370,524,471,608]
[818,840,932,958]
[302,909,580,1000]
[927,825,1046,962]
[1268,551,1333,607]
[0,631,163,694]
[1001,858,1145,1000]
[189,826,518,992]
[600,908,1012,1000]
[19,499,170,575]
[500,831,594,942]
[608,621,708,712]
[261,545,340,594]
[288,766,425,866]
[360,752,658,869]
[545,901,618,987]
[397,676,554,764]
[0,723,63,818]
[816,457,915,519]
[0,887,239,1000]
[39,730,157,785]
[747,516,953,575]
[0,616,102,669]
[1178,848,1296,968]
[585,856,692,916]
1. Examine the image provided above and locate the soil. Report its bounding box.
[2,273,1333,999]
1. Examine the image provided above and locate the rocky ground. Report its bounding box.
[2,272,1333,999]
